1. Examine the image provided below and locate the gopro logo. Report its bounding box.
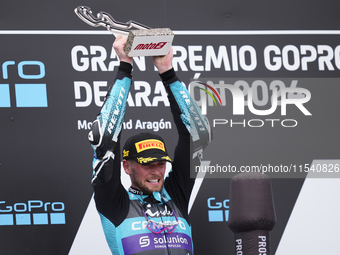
[0,200,65,226]
[0,61,48,108]
[207,197,229,222]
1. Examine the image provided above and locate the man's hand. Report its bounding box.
[153,47,173,74]
[112,34,133,65]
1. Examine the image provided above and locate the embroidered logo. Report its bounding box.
[137,157,157,164]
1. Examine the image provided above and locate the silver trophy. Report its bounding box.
[74,6,174,57]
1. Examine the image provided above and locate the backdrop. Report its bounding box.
[1,0,340,254]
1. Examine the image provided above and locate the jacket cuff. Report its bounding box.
[118,62,133,76]
[159,68,178,83]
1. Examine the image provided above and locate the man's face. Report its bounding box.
[124,160,167,195]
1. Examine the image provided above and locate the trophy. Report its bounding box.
[74,6,174,57]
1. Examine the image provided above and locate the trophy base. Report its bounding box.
[124,28,174,57]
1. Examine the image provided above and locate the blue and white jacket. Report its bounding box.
[88,62,211,255]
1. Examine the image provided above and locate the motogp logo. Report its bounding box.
[134,42,168,51]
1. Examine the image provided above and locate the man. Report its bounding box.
[88,34,211,254]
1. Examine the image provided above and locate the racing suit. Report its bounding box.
[88,62,211,254]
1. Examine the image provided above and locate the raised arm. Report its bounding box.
[153,48,211,160]
[89,35,133,184]
[87,36,134,226]
[154,49,212,212]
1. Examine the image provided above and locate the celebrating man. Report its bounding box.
[88,34,211,254]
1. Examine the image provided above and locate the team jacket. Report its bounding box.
[88,62,211,255]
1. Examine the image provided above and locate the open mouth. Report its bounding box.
[147,179,160,184]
